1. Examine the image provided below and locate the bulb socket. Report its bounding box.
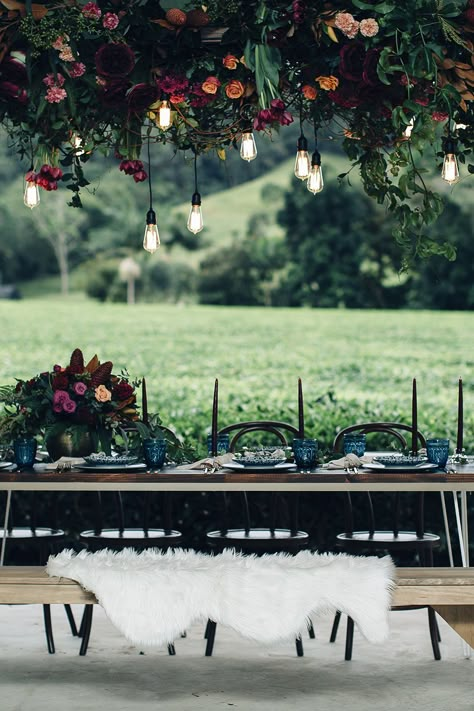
[146,208,157,225]
[191,191,202,206]
[311,149,321,167]
[297,134,308,152]
[443,137,457,155]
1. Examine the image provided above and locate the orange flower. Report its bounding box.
[202,76,221,94]
[225,79,245,99]
[95,384,112,403]
[302,84,318,100]
[223,54,239,70]
[169,93,185,104]
[315,75,339,91]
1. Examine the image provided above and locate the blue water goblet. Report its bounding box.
[426,438,450,468]
[343,433,366,457]
[143,438,167,470]
[13,437,37,468]
[207,433,230,457]
[292,438,318,471]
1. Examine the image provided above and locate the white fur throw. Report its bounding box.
[47,548,395,648]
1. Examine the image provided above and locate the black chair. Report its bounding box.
[0,491,78,653]
[329,422,442,660]
[204,379,312,657]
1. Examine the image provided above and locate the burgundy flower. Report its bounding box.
[127,83,159,112]
[328,85,361,109]
[253,108,273,131]
[113,380,134,400]
[95,43,135,78]
[339,43,366,82]
[53,365,62,372]
[189,83,216,107]
[362,49,381,87]
[52,374,69,390]
[1,54,27,85]
[0,81,27,104]
[157,74,189,94]
[133,170,147,182]
[99,78,130,108]
[67,363,85,375]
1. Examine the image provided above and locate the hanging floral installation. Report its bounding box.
[0,0,473,259]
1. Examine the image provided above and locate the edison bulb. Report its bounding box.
[294,149,311,179]
[72,134,84,156]
[441,153,460,185]
[307,164,324,194]
[240,132,257,162]
[24,181,40,209]
[187,204,203,234]
[158,101,171,130]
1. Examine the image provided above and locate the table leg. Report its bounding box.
[0,490,11,566]
[453,491,471,659]
[440,492,454,567]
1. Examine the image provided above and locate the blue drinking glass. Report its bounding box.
[343,433,366,457]
[143,438,167,470]
[426,438,450,468]
[207,433,230,456]
[13,438,37,468]
[292,438,318,471]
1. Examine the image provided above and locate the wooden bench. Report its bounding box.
[0,567,474,647]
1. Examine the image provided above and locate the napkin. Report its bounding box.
[326,453,374,470]
[177,452,234,471]
[45,456,85,471]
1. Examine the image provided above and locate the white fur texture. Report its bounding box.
[47,548,395,648]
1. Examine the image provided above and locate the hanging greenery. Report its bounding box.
[0,0,472,260]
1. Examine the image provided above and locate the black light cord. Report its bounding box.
[147,137,152,210]
[194,151,198,194]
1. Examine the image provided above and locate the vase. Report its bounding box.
[45,430,95,461]
[13,437,37,468]
[143,438,167,470]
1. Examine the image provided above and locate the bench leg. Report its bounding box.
[295,635,304,657]
[64,604,78,636]
[79,605,94,656]
[427,607,441,660]
[307,619,315,639]
[345,616,354,661]
[329,611,341,643]
[42,605,55,654]
[205,620,217,656]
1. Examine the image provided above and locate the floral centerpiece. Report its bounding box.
[0,0,473,259]
[0,348,140,456]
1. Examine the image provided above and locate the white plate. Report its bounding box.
[362,462,439,472]
[76,463,148,472]
[0,462,14,470]
[224,462,297,473]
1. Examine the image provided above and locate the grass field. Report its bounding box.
[0,299,472,455]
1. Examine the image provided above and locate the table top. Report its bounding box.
[0,465,473,492]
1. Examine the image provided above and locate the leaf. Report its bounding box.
[85,355,99,373]
[0,0,47,18]
[216,148,226,160]
[326,25,338,43]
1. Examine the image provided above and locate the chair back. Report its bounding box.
[219,420,299,452]
[333,422,426,453]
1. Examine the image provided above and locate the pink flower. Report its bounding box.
[82,2,101,19]
[52,36,68,50]
[45,86,67,103]
[73,382,87,396]
[335,12,360,39]
[432,111,448,122]
[133,170,148,182]
[59,47,75,63]
[53,390,69,406]
[43,73,65,88]
[69,62,86,78]
[103,12,119,30]
[415,96,429,106]
[359,18,379,37]
[63,398,77,414]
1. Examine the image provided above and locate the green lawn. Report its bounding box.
[0,300,472,454]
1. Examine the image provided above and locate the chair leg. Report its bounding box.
[64,604,78,636]
[205,620,217,656]
[181,631,187,638]
[307,619,315,639]
[79,605,94,656]
[168,643,176,656]
[329,611,341,643]
[42,605,55,654]
[204,618,212,639]
[345,616,354,661]
[295,635,304,657]
[427,607,441,660]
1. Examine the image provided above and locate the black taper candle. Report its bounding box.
[298,378,304,438]
[211,378,219,457]
[456,377,463,454]
[142,377,148,426]
[411,378,418,455]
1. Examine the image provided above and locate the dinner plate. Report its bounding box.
[225,462,297,473]
[0,461,14,470]
[76,463,148,472]
[362,461,439,472]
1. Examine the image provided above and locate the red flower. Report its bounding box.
[339,43,366,83]
[156,74,189,94]
[95,43,135,78]
[133,170,147,182]
[127,83,159,112]
[99,78,130,108]
[52,373,69,390]
[113,381,134,400]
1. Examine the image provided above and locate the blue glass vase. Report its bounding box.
[292,438,318,471]
[143,438,167,470]
[13,438,37,468]
[343,433,366,457]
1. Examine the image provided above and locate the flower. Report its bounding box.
[74,382,87,396]
[46,87,67,103]
[103,12,119,30]
[157,74,189,94]
[335,12,359,39]
[95,385,112,402]
[359,18,379,37]
[432,111,448,122]
[82,2,101,19]
[223,54,239,70]
[68,62,86,79]
[202,76,221,94]
[302,84,317,100]
[169,93,185,104]
[225,80,244,99]
[59,47,75,63]
[43,73,65,88]
[113,381,134,400]
[127,83,159,112]
[95,43,135,78]
[315,75,339,91]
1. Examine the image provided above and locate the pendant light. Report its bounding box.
[240,125,257,162]
[24,163,40,209]
[307,131,323,194]
[143,140,160,253]
[441,135,460,185]
[187,151,203,234]
[158,100,171,130]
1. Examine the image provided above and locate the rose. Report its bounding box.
[0,81,27,104]
[1,54,27,84]
[113,381,134,400]
[63,398,77,414]
[302,84,317,100]
[82,2,101,19]
[52,374,69,390]
[223,54,239,70]
[315,75,339,91]
[73,382,87,396]
[53,390,69,408]
[201,76,220,94]
[362,49,381,87]
[338,43,366,82]
[225,79,244,99]
[95,43,135,78]
[95,384,112,402]
[103,12,119,30]
[99,78,130,108]
[127,83,159,112]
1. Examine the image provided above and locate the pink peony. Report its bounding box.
[63,398,77,414]
[73,382,87,396]
[335,12,359,39]
[43,73,65,88]
[46,86,67,103]
[103,12,119,29]
[82,2,101,19]
[359,18,379,37]
[68,62,86,78]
